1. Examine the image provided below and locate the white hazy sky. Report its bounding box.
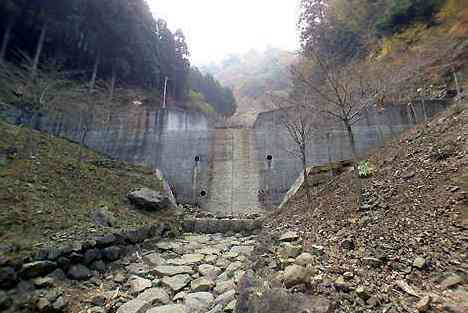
[147,0,300,66]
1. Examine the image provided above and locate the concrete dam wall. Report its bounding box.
[1,100,449,215]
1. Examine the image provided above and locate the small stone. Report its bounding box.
[116,299,151,313]
[173,291,187,302]
[340,238,355,250]
[226,262,243,274]
[343,272,354,280]
[214,290,236,307]
[413,257,426,269]
[362,257,382,267]
[21,261,57,279]
[334,276,349,292]
[278,243,303,259]
[147,304,188,313]
[415,295,431,312]
[199,264,222,280]
[283,265,307,288]
[355,286,369,300]
[224,299,236,312]
[102,246,121,261]
[154,266,194,276]
[214,280,235,295]
[67,264,92,280]
[184,292,215,312]
[136,288,170,305]
[191,277,215,292]
[367,295,380,307]
[129,277,152,294]
[143,253,166,266]
[33,277,55,288]
[36,298,50,312]
[52,296,67,311]
[310,245,325,256]
[279,231,299,242]
[295,253,316,266]
[114,273,126,283]
[161,274,191,292]
[440,274,463,290]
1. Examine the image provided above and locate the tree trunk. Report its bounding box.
[89,52,100,91]
[32,23,47,78]
[0,17,14,64]
[344,121,362,205]
[109,65,116,101]
[301,145,311,203]
[453,71,461,97]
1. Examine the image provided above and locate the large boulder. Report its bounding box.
[127,187,177,211]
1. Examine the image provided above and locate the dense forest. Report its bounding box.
[0,0,236,116]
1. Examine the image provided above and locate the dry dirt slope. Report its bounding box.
[262,102,467,312]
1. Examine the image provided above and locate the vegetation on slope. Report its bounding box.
[0,120,177,256]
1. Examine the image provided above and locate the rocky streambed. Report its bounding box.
[7,232,257,313]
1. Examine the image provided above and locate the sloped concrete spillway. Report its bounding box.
[202,129,262,216]
[3,100,449,215]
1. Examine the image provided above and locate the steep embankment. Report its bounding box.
[250,102,467,312]
[0,121,176,257]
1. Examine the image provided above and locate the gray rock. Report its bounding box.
[147,304,188,313]
[128,187,176,211]
[214,280,235,295]
[143,253,166,266]
[214,290,235,307]
[283,265,307,288]
[191,277,215,292]
[0,267,17,289]
[279,231,299,242]
[136,288,170,305]
[226,262,243,274]
[154,265,194,276]
[67,264,92,280]
[413,257,426,269]
[84,249,101,265]
[95,234,117,248]
[21,261,57,279]
[90,260,106,273]
[102,246,121,261]
[116,299,151,313]
[91,206,116,227]
[295,253,316,266]
[199,264,222,280]
[52,296,67,311]
[0,291,12,311]
[129,277,152,294]
[33,277,55,288]
[340,239,355,250]
[416,295,431,312]
[440,274,463,289]
[184,292,215,312]
[278,243,302,259]
[127,263,152,275]
[161,274,191,292]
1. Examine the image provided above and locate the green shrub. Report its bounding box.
[358,160,376,178]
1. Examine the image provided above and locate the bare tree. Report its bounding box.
[293,53,380,175]
[270,89,320,202]
[0,57,71,157]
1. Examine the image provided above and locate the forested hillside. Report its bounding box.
[0,0,236,117]
[203,48,296,126]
